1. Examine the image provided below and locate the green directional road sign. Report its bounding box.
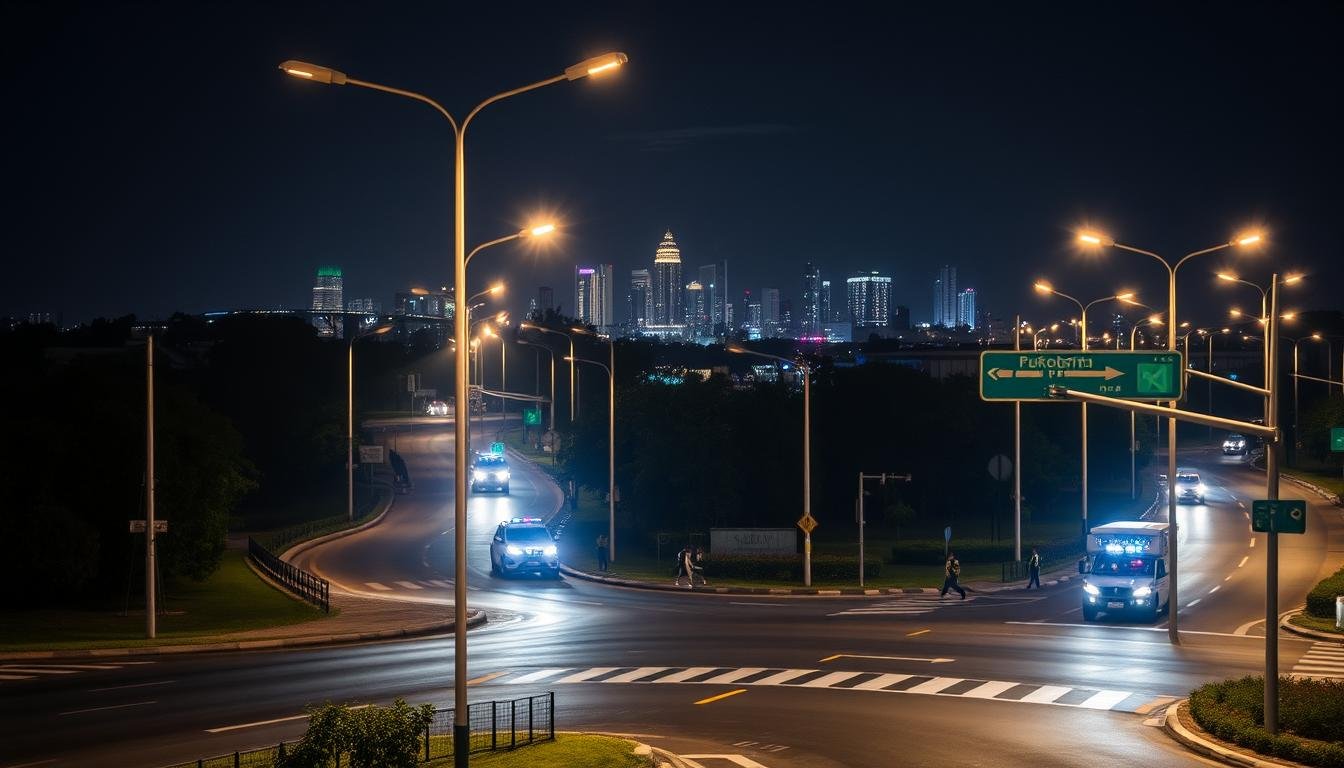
[1251,499,1307,534]
[1332,427,1344,452]
[524,407,542,426]
[490,441,506,455]
[980,350,1184,402]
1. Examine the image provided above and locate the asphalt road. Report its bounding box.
[3,421,1341,768]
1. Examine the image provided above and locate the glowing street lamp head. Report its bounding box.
[1282,274,1304,285]
[1033,281,1053,294]
[1311,332,1323,341]
[1147,315,1163,326]
[489,283,505,295]
[1077,231,1115,247]
[524,223,557,238]
[279,60,347,85]
[410,287,431,296]
[1115,292,1136,302]
[564,52,629,81]
[1216,272,1238,283]
[1235,232,1263,247]
[1050,323,1060,331]
[1281,312,1297,321]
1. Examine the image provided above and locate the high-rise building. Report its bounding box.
[629,269,651,327]
[538,286,554,314]
[933,265,958,327]
[575,264,614,331]
[747,302,762,327]
[652,230,683,326]
[957,288,977,330]
[820,279,832,324]
[801,262,822,335]
[346,298,380,314]
[761,288,781,336]
[847,271,892,328]
[698,263,721,334]
[312,265,344,338]
[740,289,753,329]
[685,280,708,338]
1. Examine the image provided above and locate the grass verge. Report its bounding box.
[426,734,649,768]
[1290,612,1344,635]
[0,550,328,651]
[1188,676,1344,767]
[1285,467,1344,498]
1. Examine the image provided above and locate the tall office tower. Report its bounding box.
[779,299,793,333]
[747,302,763,327]
[761,288,781,336]
[311,265,344,338]
[685,280,708,337]
[892,305,911,331]
[575,265,614,331]
[847,271,892,328]
[698,263,721,333]
[820,279,832,324]
[629,268,651,327]
[538,286,554,313]
[932,264,958,327]
[740,289,753,328]
[724,302,734,329]
[801,262,822,335]
[652,230,683,326]
[956,287,977,329]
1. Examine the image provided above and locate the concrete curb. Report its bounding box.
[1281,472,1342,506]
[559,565,952,596]
[1163,699,1297,768]
[0,610,486,661]
[1280,608,1344,642]
[280,481,397,562]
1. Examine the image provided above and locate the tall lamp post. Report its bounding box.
[572,326,616,556]
[349,324,393,522]
[1128,314,1165,499]
[280,51,620,761]
[1033,323,1060,350]
[1077,229,1261,647]
[1033,281,1140,538]
[729,345,814,585]
[521,323,578,422]
[1285,334,1324,449]
[519,339,557,433]
[566,355,616,563]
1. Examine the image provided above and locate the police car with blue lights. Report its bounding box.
[489,517,560,578]
[1079,521,1170,622]
[471,452,510,494]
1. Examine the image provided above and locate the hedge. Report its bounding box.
[890,537,1079,565]
[1305,564,1344,619]
[704,554,881,581]
[1188,676,1344,768]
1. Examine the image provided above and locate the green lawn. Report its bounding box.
[0,550,329,651]
[1285,467,1344,498]
[1290,612,1344,636]
[427,734,649,768]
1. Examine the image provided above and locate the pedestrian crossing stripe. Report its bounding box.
[828,595,974,617]
[0,661,156,683]
[488,664,1176,713]
[1289,642,1344,680]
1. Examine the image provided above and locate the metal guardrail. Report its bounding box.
[170,694,555,768]
[247,537,330,613]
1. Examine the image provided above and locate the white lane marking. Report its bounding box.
[1237,501,1245,508]
[1244,512,1250,520]
[1005,621,1314,642]
[1250,538,1256,547]
[797,671,864,688]
[554,667,620,684]
[851,673,913,690]
[16,663,121,670]
[904,677,963,695]
[1238,556,1249,568]
[394,581,423,590]
[1209,586,1220,594]
[681,756,771,768]
[1186,599,1202,607]
[364,582,392,591]
[60,700,156,716]
[1019,685,1072,704]
[426,579,452,588]
[699,667,768,685]
[1224,575,1232,582]
[7,760,58,767]
[1079,690,1134,709]
[604,667,672,683]
[89,680,176,692]
[655,667,722,684]
[205,704,373,733]
[962,680,1018,699]
[509,668,570,684]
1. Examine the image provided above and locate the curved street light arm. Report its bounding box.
[462,74,568,140]
[466,233,522,266]
[343,77,460,134]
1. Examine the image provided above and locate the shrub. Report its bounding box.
[281,699,434,768]
[1188,676,1344,768]
[1304,565,1344,619]
[704,554,880,582]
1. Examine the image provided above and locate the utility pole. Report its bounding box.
[1265,274,1281,734]
[145,335,157,639]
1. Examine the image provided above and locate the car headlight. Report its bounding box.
[1083,582,1100,595]
[543,545,557,556]
[1132,586,1152,598]
[505,545,523,556]
[473,470,487,481]
[493,471,509,481]
[1196,484,1207,495]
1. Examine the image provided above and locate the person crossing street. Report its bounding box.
[1027,547,1041,589]
[940,552,966,599]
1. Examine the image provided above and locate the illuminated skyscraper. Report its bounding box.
[957,287,977,329]
[651,230,683,326]
[801,263,822,335]
[933,265,958,327]
[311,265,344,338]
[847,271,891,329]
[629,269,651,327]
[575,264,614,332]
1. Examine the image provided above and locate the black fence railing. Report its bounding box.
[247,537,329,613]
[170,695,555,768]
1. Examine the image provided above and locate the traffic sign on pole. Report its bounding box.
[490,441,506,456]
[980,350,1183,402]
[1331,427,1344,452]
[797,514,817,534]
[524,408,542,426]
[1251,500,1307,535]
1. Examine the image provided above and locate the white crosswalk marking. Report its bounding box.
[509,668,568,684]
[425,579,452,588]
[0,661,157,685]
[1290,642,1344,680]
[828,595,973,617]
[393,581,423,590]
[364,582,392,591]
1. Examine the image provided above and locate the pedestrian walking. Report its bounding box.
[1027,547,1041,589]
[691,546,708,586]
[674,545,696,588]
[940,552,966,599]
[596,534,609,572]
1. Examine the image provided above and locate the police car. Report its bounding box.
[471,453,510,494]
[489,518,560,578]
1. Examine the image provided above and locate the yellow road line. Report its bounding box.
[818,654,842,663]
[906,629,931,637]
[467,671,508,686]
[694,689,748,705]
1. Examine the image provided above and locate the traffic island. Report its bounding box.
[1164,677,1344,768]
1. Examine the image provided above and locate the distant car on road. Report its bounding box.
[471,453,510,494]
[1222,433,1247,455]
[425,400,449,416]
[490,517,559,578]
[1173,470,1205,504]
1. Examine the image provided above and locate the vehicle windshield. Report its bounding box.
[1175,474,1199,485]
[507,526,552,545]
[1225,434,1244,442]
[477,457,508,468]
[1092,555,1155,577]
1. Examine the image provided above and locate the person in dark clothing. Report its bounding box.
[389,449,410,488]
[596,534,609,572]
[1027,547,1042,589]
[940,552,966,599]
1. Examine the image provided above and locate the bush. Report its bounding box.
[1305,565,1344,619]
[890,537,1079,565]
[704,554,880,582]
[1188,676,1344,768]
[282,699,434,768]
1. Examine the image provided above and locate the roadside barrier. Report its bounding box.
[247,537,330,613]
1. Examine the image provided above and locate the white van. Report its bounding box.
[1080,521,1170,622]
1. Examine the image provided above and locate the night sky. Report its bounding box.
[5,2,1342,327]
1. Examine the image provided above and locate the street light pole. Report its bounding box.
[1014,314,1022,563]
[1128,315,1164,499]
[519,339,556,432]
[522,324,577,423]
[145,334,156,639]
[1266,274,1281,734]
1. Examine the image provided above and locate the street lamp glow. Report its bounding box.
[411,287,431,295]
[1282,274,1304,285]
[1033,281,1052,294]
[1236,233,1263,246]
[1216,272,1238,282]
[1282,312,1297,321]
[564,52,629,81]
[278,60,347,85]
[526,223,557,237]
[1077,231,1115,247]
[1312,332,1323,341]
[1116,292,1136,302]
[488,283,505,295]
[1148,315,1163,326]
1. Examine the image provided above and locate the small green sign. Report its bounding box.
[980,350,1184,402]
[1332,427,1344,452]
[524,408,542,426]
[1251,499,1307,535]
[490,442,505,455]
